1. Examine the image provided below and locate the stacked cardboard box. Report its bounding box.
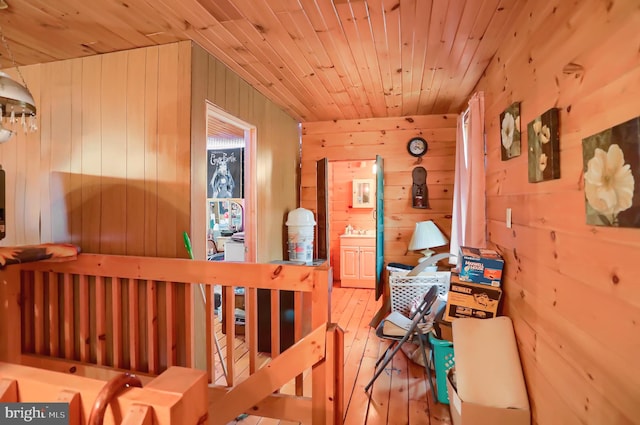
[441,247,505,325]
[457,246,504,287]
[444,275,503,321]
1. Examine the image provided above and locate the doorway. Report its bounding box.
[206,102,257,262]
[328,159,378,286]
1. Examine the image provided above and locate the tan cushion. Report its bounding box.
[452,316,529,410]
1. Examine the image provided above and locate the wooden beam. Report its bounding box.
[20,255,317,292]
[210,323,327,425]
[19,354,155,385]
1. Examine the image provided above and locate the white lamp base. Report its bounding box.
[416,248,435,263]
[408,253,458,277]
[417,249,437,271]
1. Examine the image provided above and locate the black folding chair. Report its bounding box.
[364,285,439,401]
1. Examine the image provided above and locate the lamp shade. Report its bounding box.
[0,71,36,116]
[408,220,448,251]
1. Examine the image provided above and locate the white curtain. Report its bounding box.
[450,92,487,263]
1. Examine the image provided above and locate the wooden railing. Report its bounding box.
[0,362,208,425]
[0,254,343,424]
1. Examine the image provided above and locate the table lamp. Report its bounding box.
[408,220,448,263]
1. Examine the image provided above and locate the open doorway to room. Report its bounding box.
[328,159,378,288]
[205,102,257,263]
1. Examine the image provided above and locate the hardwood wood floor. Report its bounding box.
[214,285,452,425]
[332,285,451,425]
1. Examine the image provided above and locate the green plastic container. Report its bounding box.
[429,332,455,404]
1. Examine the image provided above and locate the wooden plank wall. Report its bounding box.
[329,160,376,280]
[301,116,457,267]
[190,43,300,263]
[189,43,300,370]
[475,0,640,423]
[0,40,300,264]
[0,42,192,258]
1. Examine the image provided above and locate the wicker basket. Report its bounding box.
[389,271,451,316]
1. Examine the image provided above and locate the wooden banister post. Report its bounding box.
[0,267,21,364]
[0,378,18,402]
[325,324,344,425]
[311,266,333,424]
[57,390,81,425]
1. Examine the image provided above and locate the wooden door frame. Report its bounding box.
[203,102,257,262]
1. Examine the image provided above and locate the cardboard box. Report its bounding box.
[436,318,453,342]
[447,371,530,425]
[446,317,531,425]
[444,276,502,321]
[458,246,504,287]
[433,304,453,342]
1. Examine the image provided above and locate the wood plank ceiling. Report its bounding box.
[0,0,526,122]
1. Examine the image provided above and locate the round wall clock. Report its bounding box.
[407,137,428,157]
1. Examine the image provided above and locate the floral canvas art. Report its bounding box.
[528,108,560,183]
[500,102,521,160]
[582,117,640,228]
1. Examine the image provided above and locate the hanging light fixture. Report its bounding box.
[0,21,37,143]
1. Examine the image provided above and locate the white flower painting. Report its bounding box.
[582,117,639,227]
[500,102,521,160]
[528,108,560,183]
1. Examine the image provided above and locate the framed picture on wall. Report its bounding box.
[500,102,521,160]
[528,108,560,183]
[207,148,244,199]
[582,116,640,228]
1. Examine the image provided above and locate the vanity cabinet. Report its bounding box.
[340,235,375,288]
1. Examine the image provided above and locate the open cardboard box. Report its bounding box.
[446,369,530,425]
[447,317,530,425]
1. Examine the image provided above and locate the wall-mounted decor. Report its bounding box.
[582,116,639,228]
[500,102,521,160]
[528,108,560,183]
[407,137,428,158]
[352,178,375,208]
[207,148,244,198]
[411,166,430,209]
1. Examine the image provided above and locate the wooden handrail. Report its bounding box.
[88,373,143,425]
[2,254,339,424]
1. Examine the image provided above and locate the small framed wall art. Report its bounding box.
[582,116,640,228]
[528,108,560,183]
[500,102,521,160]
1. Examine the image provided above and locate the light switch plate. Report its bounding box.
[506,208,512,228]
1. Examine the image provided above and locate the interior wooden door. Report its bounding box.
[375,155,384,300]
[316,158,329,260]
